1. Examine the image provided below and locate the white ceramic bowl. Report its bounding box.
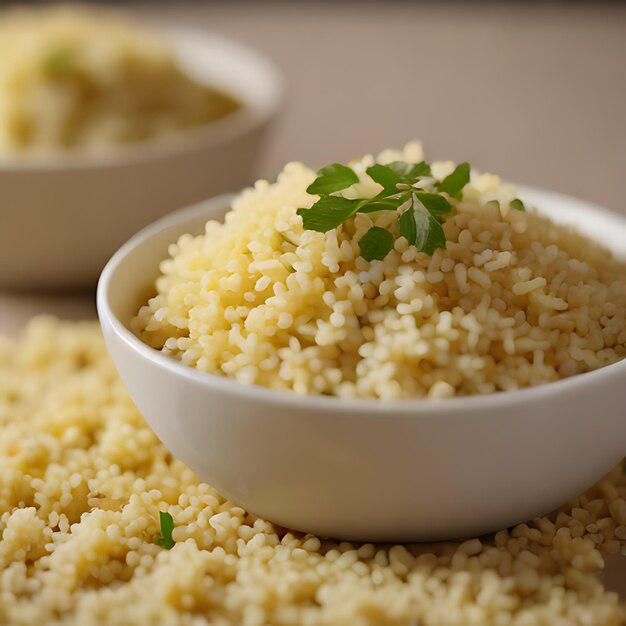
[0,28,283,291]
[97,187,626,542]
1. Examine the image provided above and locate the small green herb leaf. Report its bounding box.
[366,163,406,192]
[414,192,452,216]
[367,161,433,194]
[299,156,464,260]
[156,511,175,550]
[306,163,359,195]
[402,195,445,255]
[43,47,74,76]
[387,161,432,179]
[359,227,395,261]
[412,201,431,252]
[436,162,470,199]
[297,196,360,232]
[357,192,410,214]
[423,214,447,255]
[510,198,525,211]
[398,207,417,245]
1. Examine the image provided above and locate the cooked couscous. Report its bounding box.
[133,143,626,398]
[0,317,625,625]
[0,7,239,154]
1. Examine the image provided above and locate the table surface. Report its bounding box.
[0,0,624,597]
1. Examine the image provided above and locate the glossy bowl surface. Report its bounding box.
[0,28,283,290]
[97,187,626,541]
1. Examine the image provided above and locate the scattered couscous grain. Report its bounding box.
[0,317,625,625]
[133,143,626,398]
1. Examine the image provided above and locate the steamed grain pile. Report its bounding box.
[0,6,239,154]
[134,144,626,399]
[1,317,625,626]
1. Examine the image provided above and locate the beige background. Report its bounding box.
[2,1,626,329]
[0,0,624,595]
[140,1,626,212]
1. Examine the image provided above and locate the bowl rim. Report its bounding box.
[97,185,626,417]
[0,28,284,172]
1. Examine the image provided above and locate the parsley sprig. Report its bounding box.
[297,159,524,261]
[156,511,175,550]
[42,46,75,77]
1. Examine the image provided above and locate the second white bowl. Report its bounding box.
[0,28,283,290]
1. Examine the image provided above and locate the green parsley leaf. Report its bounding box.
[357,192,410,214]
[400,196,435,253]
[412,202,431,252]
[423,214,447,255]
[306,163,359,195]
[366,162,433,199]
[299,156,461,260]
[398,207,417,245]
[43,47,74,76]
[366,163,406,193]
[359,227,395,261]
[387,161,432,179]
[414,192,452,216]
[156,511,175,550]
[297,196,360,232]
[436,162,470,199]
[510,198,525,211]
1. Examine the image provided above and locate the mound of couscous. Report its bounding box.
[0,317,625,625]
[0,7,239,154]
[133,143,626,398]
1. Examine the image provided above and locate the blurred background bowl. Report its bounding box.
[0,27,283,291]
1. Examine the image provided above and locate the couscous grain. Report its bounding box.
[134,144,626,398]
[0,317,625,625]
